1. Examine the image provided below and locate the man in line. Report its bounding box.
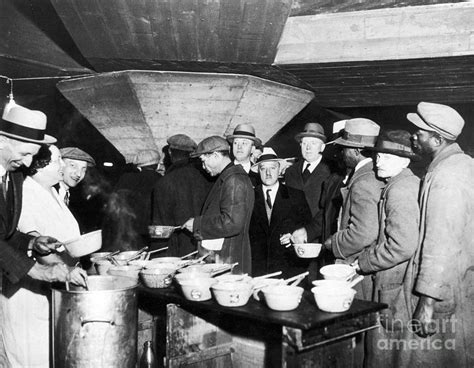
[227,124,262,187]
[249,147,312,278]
[407,102,473,367]
[354,130,420,367]
[323,118,384,300]
[183,136,254,274]
[153,134,212,257]
[284,122,333,244]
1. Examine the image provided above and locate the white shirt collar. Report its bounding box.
[234,160,252,174]
[354,157,372,173]
[0,165,6,178]
[302,156,322,173]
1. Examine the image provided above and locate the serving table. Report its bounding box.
[139,286,386,368]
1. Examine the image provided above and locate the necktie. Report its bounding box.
[266,189,272,209]
[1,175,7,200]
[302,163,311,183]
[64,191,70,206]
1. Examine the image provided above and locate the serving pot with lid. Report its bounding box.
[52,276,138,367]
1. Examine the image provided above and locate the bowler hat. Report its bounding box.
[226,124,262,146]
[167,134,197,152]
[333,118,380,148]
[191,136,230,157]
[407,102,464,140]
[295,122,327,143]
[60,147,96,167]
[250,147,285,173]
[1,104,56,144]
[371,130,419,159]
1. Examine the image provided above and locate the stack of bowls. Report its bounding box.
[262,285,304,311]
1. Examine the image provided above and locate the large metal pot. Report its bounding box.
[52,276,138,367]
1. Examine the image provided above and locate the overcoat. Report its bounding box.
[249,183,312,278]
[153,159,212,257]
[329,161,384,299]
[193,164,254,275]
[0,171,34,285]
[284,159,332,220]
[358,168,420,368]
[406,143,474,367]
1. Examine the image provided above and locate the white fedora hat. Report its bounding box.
[1,104,56,144]
[250,147,285,173]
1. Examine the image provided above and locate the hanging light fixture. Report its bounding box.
[3,78,16,117]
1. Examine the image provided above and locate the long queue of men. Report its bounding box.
[156,102,473,368]
[0,101,472,367]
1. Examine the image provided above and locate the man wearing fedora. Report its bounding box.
[0,105,87,286]
[284,122,334,244]
[405,102,474,367]
[323,118,384,300]
[183,136,254,275]
[153,134,212,257]
[0,105,87,365]
[227,123,262,187]
[249,147,312,278]
[352,130,420,368]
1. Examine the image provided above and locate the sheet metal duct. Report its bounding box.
[57,71,314,162]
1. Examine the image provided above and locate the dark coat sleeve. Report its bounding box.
[194,174,252,239]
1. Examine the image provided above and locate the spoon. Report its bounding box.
[348,275,364,288]
[144,247,168,260]
[122,246,149,263]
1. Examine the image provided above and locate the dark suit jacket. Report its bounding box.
[249,183,312,278]
[0,171,34,284]
[284,158,333,241]
[194,164,254,275]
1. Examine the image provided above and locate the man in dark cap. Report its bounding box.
[152,134,212,257]
[182,136,254,274]
[406,102,474,367]
[58,147,96,206]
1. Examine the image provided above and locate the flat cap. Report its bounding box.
[167,134,197,152]
[407,102,464,140]
[132,149,160,167]
[60,147,96,167]
[191,136,230,157]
